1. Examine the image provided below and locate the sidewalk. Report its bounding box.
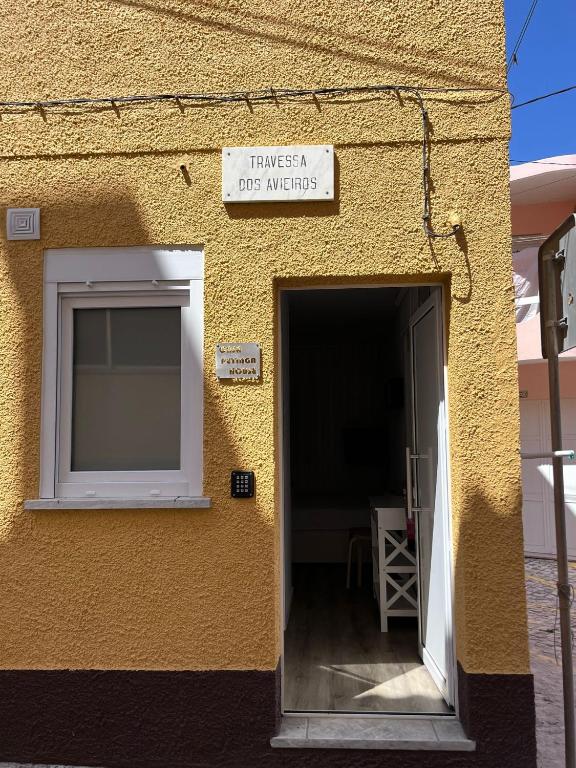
[526,557,576,767]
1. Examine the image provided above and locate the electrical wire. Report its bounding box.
[511,159,576,166]
[512,84,576,110]
[511,170,576,199]
[0,83,505,110]
[0,82,507,239]
[507,0,539,73]
[409,88,459,239]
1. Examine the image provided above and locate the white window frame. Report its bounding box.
[39,246,204,500]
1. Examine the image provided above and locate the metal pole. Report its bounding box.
[546,314,576,768]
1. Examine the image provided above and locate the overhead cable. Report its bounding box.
[512,84,576,110]
[507,0,539,73]
[0,83,505,110]
[0,82,506,240]
[511,159,576,166]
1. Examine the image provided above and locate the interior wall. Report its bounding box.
[290,327,403,499]
[288,288,407,562]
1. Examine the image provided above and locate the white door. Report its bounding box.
[520,399,551,556]
[409,292,453,704]
[561,400,576,557]
[520,397,576,558]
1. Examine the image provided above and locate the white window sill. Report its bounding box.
[24,497,212,510]
[271,715,475,751]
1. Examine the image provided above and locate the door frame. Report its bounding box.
[276,281,457,717]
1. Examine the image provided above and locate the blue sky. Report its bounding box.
[505,0,576,163]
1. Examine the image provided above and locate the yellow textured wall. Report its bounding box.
[0,0,529,675]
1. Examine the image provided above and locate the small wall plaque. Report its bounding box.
[216,342,261,380]
[222,145,334,203]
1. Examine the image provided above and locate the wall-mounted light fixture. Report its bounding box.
[447,210,462,231]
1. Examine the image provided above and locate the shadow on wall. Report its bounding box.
[423,225,471,308]
[107,0,501,88]
[453,483,532,671]
[0,172,534,766]
[453,488,537,767]
[0,188,279,680]
[1,194,151,520]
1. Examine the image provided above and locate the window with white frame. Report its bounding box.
[39,247,204,500]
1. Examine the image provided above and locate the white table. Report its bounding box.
[370,496,418,632]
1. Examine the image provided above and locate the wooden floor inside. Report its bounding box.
[284,564,452,714]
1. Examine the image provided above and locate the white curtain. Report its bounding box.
[513,246,540,323]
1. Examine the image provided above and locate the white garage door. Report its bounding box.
[520,398,576,558]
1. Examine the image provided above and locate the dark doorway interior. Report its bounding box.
[282,286,450,714]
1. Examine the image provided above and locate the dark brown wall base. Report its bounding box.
[0,663,535,768]
[457,662,537,768]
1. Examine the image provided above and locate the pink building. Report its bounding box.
[512,156,576,557]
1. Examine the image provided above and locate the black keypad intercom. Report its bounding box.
[231,470,255,498]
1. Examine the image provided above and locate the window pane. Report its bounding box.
[71,307,181,471]
[74,308,108,365]
[111,307,181,366]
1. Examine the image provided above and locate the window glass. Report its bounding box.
[111,307,181,367]
[73,308,108,366]
[71,307,181,471]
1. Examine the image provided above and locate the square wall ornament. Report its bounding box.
[6,208,40,240]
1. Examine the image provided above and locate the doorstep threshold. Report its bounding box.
[271,715,475,751]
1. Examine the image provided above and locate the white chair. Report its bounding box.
[346,528,371,588]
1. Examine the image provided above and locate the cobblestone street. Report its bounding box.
[526,558,576,767]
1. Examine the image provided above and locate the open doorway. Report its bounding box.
[280,285,454,715]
